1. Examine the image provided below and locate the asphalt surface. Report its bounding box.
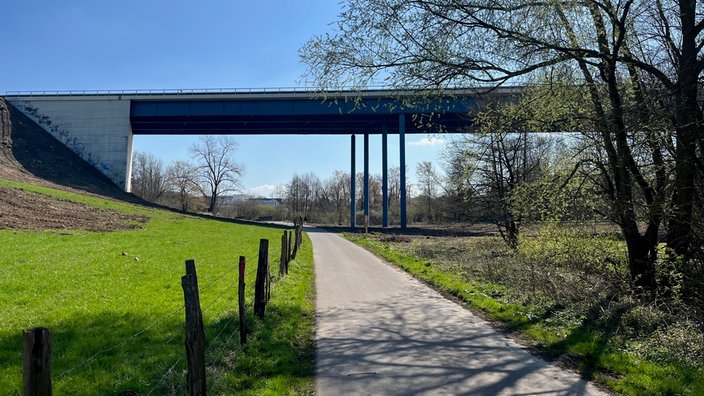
[310,228,609,396]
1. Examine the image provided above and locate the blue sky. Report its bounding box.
[1,0,450,196]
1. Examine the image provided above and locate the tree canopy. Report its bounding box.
[300,0,704,296]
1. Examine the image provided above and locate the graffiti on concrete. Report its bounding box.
[18,101,118,184]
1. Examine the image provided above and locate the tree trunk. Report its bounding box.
[506,220,518,249]
[624,228,658,293]
[667,0,702,258]
[208,185,218,213]
[668,131,696,256]
[668,80,699,257]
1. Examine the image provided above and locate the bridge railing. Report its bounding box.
[4,87,328,97]
[4,83,515,98]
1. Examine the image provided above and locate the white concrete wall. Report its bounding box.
[7,96,133,191]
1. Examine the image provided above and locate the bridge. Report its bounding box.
[4,87,518,228]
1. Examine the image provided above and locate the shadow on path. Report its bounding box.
[312,231,607,395]
[317,296,600,395]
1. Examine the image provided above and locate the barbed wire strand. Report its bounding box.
[146,309,238,394]
[146,356,185,396]
[208,323,242,369]
[207,315,237,350]
[201,282,237,314]
[197,263,240,292]
[56,303,185,380]
[174,378,185,394]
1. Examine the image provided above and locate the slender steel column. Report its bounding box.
[382,124,389,227]
[363,133,370,221]
[399,114,407,230]
[350,134,356,228]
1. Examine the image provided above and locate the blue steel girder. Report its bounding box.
[130,94,477,135]
[350,134,356,228]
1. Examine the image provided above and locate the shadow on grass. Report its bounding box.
[546,298,627,380]
[1,301,314,395]
[1,301,309,396]
[494,295,628,385]
[0,311,188,394]
[201,302,315,394]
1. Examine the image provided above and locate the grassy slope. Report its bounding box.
[0,178,314,395]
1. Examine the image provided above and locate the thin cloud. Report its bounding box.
[247,184,278,197]
[409,137,446,146]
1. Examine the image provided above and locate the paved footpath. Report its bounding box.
[310,228,609,396]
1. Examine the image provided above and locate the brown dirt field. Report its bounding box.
[0,97,148,232]
[0,185,147,231]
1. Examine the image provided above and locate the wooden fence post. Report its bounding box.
[285,231,290,274]
[292,225,302,260]
[185,259,199,291]
[23,327,51,396]
[238,256,247,345]
[254,239,269,318]
[182,259,206,396]
[266,249,271,304]
[280,230,288,276]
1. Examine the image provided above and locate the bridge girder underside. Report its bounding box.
[130,113,473,135]
[127,93,481,229]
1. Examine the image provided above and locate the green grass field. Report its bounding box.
[0,179,315,395]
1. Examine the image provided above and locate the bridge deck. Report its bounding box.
[6,87,521,135]
[128,91,480,135]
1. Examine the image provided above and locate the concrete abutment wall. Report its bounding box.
[5,96,133,191]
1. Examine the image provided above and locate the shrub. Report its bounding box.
[516,224,628,306]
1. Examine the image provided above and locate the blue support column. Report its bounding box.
[382,124,389,227]
[399,114,407,230]
[350,134,356,228]
[363,134,370,221]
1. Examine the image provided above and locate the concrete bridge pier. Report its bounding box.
[6,96,133,191]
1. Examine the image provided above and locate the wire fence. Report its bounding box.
[55,303,185,380]
[21,226,304,395]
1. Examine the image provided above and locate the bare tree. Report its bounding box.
[190,136,245,214]
[285,172,323,221]
[166,160,202,211]
[131,151,167,202]
[453,130,549,247]
[416,161,439,223]
[368,174,383,212]
[442,141,476,221]
[325,170,350,225]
